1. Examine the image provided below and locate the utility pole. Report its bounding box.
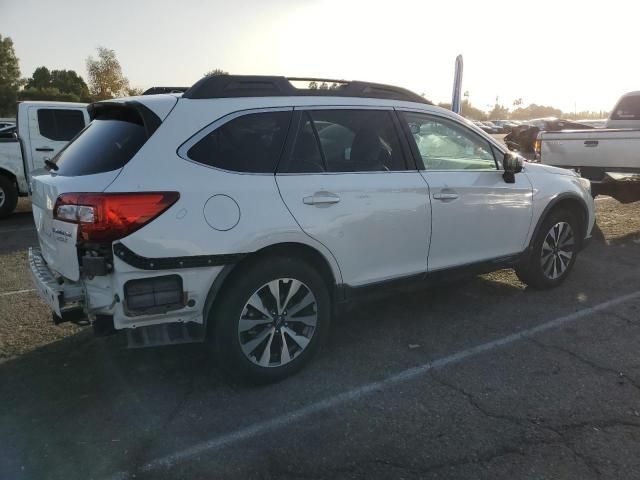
[451,55,463,114]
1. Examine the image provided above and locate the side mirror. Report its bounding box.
[503,152,523,183]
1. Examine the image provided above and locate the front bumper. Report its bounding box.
[29,247,85,323]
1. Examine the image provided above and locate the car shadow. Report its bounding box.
[0,274,523,403]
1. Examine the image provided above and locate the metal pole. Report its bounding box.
[451,55,464,114]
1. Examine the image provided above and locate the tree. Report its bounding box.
[488,103,509,120]
[50,70,89,99]
[24,67,90,101]
[125,87,144,96]
[26,66,51,90]
[512,98,523,108]
[0,35,22,116]
[204,68,229,77]
[18,87,80,103]
[86,47,130,100]
[510,103,562,120]
[439,100,487,120]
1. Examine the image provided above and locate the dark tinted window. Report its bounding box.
[54,111,148,177]
[284,110,407,173]
[290,115,325,173]
[187,111,291,173]
[37,109,85,141]
[611,95,640,120]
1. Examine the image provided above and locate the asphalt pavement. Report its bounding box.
[1,197,640,480]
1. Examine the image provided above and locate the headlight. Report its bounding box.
[578,176,591,193]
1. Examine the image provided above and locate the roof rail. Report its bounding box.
[182,75,431,104]
[142,87,189,95]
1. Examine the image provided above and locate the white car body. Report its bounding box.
[0,102,88,215]
[27,76,595,377]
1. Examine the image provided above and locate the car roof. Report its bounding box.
[182,75,432,105]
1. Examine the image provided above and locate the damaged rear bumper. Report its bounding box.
[29,247,86,324]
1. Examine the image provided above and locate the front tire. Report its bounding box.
[516,209,580,289]
[211,256,331,383]
[0,175,18,218]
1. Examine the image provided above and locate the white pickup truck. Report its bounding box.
[0,101,89,217]
[536,91,640,202]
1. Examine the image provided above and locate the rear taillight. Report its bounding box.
[54,192,180,243]
[534,138,542,161]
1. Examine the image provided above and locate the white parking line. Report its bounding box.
[109,290,640,479]
[0,288,35,297]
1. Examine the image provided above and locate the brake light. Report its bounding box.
[54,192,180,243]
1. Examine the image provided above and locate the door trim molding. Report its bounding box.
[340,252,524,303]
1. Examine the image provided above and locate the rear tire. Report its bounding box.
[0,175,18,219]
[516,209,580,289]
[210,256,331,384]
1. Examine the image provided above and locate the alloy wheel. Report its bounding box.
[237,278,318,367]
[541,221,575,279]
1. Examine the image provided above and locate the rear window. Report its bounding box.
[54,109,148,176]
[186,111,291,173]
[611,95,640,120]
[37,109,85,141]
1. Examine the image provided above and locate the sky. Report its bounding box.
[1,0,638,114]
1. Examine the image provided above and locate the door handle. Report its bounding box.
[303,192,341,205]
[584,140,598,147]
[433,192,459,200]
[35,147,54,152]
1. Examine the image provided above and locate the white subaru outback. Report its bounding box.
[28,76,595,382]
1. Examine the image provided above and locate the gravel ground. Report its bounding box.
[0,197,639,480]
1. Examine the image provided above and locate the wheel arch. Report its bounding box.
[529,193,589,251]
[202,241,341,330]
[0,167,17,183]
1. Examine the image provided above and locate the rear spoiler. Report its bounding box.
[142,87,188,95]
[88,101,162,138]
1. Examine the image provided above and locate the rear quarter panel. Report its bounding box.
[103,98,343,327]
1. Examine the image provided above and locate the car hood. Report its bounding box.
[525,162,577,177]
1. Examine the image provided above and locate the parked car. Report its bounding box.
[28,75,595,382]
[0,125,16,138]
[0,102,89,217]
[491,120,517,133]
[536,91,640,202]
[482,121,502,134]
[472,120,489,132]
[473,121,499,134]
[576,119,607,128]
[505,118,593,153]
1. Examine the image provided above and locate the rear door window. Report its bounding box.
[37,109,86,141]
[186,111,292,173]
[282,109,409,173]
[54,109,148,176]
